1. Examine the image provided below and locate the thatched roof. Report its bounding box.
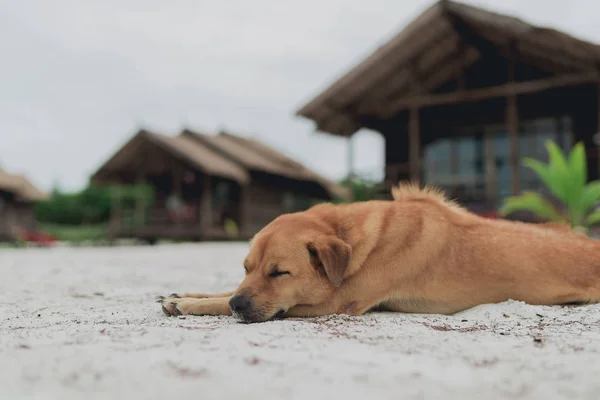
[92,129,349,201]
[296,0,600,136]
[182,130,349,200]
[0,170,47,202]
[91,130,250,185]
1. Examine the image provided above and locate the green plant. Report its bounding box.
[40,223,107,243]
[224,218,239,238]
[338,177,377,203]
[35,184,112,225]
[34,182,155,227]
[499,140,600,232]
[108,183,155,229]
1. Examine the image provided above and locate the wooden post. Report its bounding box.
[409,107,421,184]
[484,130,498,205]
[507,41,520,195]
[169,160,182,237]
[199,174,212,239]
[197,173,203,231]
[347,135,355,177]
[347,135,355,202]
[172,160,181,197]
[407,62,422,185]
[507,95,520,195]
[135,175,145,228]
[238,184,249,239]
[108,186,121,244]
[596,84,600,180]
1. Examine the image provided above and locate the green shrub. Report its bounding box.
[338,177,377,203]
[40,223,107,242]
[35,183,154,226]
[499,140,600,232]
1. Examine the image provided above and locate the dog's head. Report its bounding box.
[229,209,352,323]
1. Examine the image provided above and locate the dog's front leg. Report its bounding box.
[161,297,232,317]
[284,297,375,318]
[283,304,340,318]
[157,291,235,300]
[284,280,390,319]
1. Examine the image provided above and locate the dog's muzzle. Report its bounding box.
[229,294,258,322]
[229,294,286,323]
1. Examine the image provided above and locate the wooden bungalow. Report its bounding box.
[0,170,48,241]
[296,0,600,215]
[91,129,349,242]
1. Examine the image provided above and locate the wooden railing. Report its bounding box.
[115,206,200,233]
[109,205,251,240]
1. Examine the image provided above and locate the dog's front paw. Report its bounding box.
[160,299,183,317]
[156,294,183,317]
[155,293,181,303]
[159,298,202,317]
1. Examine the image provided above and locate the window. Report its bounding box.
[424,135,485,202]
[423,115,573,205]
[424,139,451,186]
[457,136,484,184]
[493,133,512,200]
[519,124,537,191]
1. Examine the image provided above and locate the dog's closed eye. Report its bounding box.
[268,270,291,278]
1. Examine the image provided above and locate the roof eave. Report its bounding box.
[294,1,445,125]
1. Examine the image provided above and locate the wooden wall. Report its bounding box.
[0,196,37,241]
[243,181,287,236]
[242,180,315,235]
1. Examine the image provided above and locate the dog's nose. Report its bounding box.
[229,295,252,314]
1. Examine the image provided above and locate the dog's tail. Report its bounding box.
[391,181,463,210]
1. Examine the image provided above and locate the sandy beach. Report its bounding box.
[1,243,599,400]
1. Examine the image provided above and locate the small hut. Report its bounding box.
[297,0,600,215]
[0,170,48,241]
[91,129,348,242]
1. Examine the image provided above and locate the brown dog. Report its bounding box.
[158,183,600,323]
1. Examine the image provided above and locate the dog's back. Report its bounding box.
[388,183,600,309]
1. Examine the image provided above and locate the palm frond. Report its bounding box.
[499,191,564,222]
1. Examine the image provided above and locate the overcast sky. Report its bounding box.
[2,0,599,191]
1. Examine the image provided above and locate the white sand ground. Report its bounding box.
[1,243,599,400]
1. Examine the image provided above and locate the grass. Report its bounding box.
[40,223,108,243]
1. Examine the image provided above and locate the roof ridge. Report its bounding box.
[218,133,346,190]
[218,132,304,170]
[181,129,247,167]
[181,129,346,198]
[185,129,301,171]
[230,135,347,191]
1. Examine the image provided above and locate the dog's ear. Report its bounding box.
[307,237,352,287]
